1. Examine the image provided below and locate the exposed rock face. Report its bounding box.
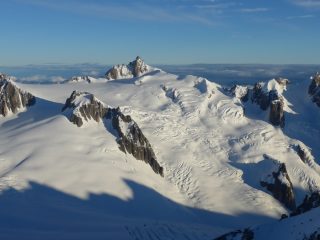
[251,78,288,127]
[309,72,320,107]
[108,108,164,177]
[261,160,296,210]
[0,75,35,116]
[62,91,163,176]
[291,192,320,217]
[62,91,108,127]
[215,228,254,240]
[128,56,149,77]
[105,56,149,80]
[269,97,285,127]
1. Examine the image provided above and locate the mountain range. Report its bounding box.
[0,58,320,240]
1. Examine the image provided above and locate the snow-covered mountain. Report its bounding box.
[0,58,320,240]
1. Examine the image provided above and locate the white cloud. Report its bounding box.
[16,0,218,26]
[239,8,269,13]
[20,74,47,82]
[291,0,320,8]
[286,14,315,19]
[50,76,66,83]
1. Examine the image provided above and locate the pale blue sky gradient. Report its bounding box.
[1,0,320,65]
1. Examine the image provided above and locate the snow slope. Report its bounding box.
[0,63,319,239]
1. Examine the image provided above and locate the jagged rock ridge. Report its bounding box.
[260,156,296,210]
[62,91,163,176]
[108,108,163,177]
[0,74,36,116]
[105,56,149,80]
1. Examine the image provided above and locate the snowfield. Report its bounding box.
[0,62,320,240]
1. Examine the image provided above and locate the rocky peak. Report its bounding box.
[0,76,35,116]
[105,56,150,80]
[260,158,296,210]
[251,78,288,127]
[308,72,320,107]
[128,56,149,77]
[62,91,164,176]
[62,91,107,127]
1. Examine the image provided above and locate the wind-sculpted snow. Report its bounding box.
[105,56,150,80]
[0,73,35,116]
[62,91,163,176]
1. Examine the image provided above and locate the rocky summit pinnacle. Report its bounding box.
[105,56,150,80]
[0,74,36,116]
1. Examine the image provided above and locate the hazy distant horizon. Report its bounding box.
[1,62,319,86]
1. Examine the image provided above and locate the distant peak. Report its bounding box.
[105,56,150,80]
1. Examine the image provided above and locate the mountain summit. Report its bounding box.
[105,56,150,80]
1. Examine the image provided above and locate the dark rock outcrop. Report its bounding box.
[215,228,254,240]
[62,91,163,176]
[291,192,320,217]
[62,91,107,127]
[269,98,285,127]
[0,75,35,116]
[261,160,296,210]
[251,82,270,110]
[309,72,320,107]
[108,108,164,177]
[105,56,149,80]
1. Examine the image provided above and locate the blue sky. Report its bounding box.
[1,0,320,65]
